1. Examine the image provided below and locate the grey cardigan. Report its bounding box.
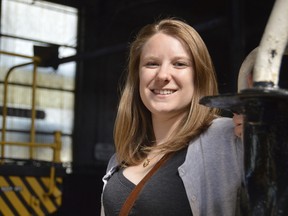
[101,117,244,216]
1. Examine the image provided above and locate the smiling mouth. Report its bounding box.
[153,89,176,95]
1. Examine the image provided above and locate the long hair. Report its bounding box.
[114,18,219,165]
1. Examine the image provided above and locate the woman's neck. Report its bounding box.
[152,112,185,145]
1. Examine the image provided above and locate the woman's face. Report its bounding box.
[139,33,194,118]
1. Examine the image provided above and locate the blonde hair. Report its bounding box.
[114,18,219,165]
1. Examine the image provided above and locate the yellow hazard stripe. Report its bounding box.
[26,177,56,213]
[10,176,45,216]
[0,196,14,216]
[0,176,31,216]
[41,177,62,206]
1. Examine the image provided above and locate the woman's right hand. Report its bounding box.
[233,113,244,139]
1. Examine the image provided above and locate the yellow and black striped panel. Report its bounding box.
[0,175,63,216]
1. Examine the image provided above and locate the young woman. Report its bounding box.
[101,18,243,216]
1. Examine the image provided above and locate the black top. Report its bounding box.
[103,147,192,216]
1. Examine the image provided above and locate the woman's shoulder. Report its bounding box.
[205,116,234,137]
[211,116,233,127]
[185,116,242,169]
[189,116,242,153]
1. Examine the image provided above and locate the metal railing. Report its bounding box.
[0,50,63,196]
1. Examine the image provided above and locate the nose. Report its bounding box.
[155,64,171,82]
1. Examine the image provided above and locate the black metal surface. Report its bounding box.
[0,158,67,177]
[200,88,288,215]
[0,106,46,119]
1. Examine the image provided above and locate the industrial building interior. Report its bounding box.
[0,0,284,215]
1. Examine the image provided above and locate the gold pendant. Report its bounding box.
[143,158,150,167]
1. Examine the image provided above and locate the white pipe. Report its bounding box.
[253,0,288,87]
[238,47,258,92]
[238,45,288,92]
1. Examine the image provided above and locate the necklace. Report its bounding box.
[143,158,151,167]
[142,153,160,168]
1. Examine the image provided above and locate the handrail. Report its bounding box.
[0,50,63,197]
[1,62,34,159]
[0,50,40,61]
[45,131,62,197]
[0,50,40,161]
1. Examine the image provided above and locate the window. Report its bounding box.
[0,0,78,163]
